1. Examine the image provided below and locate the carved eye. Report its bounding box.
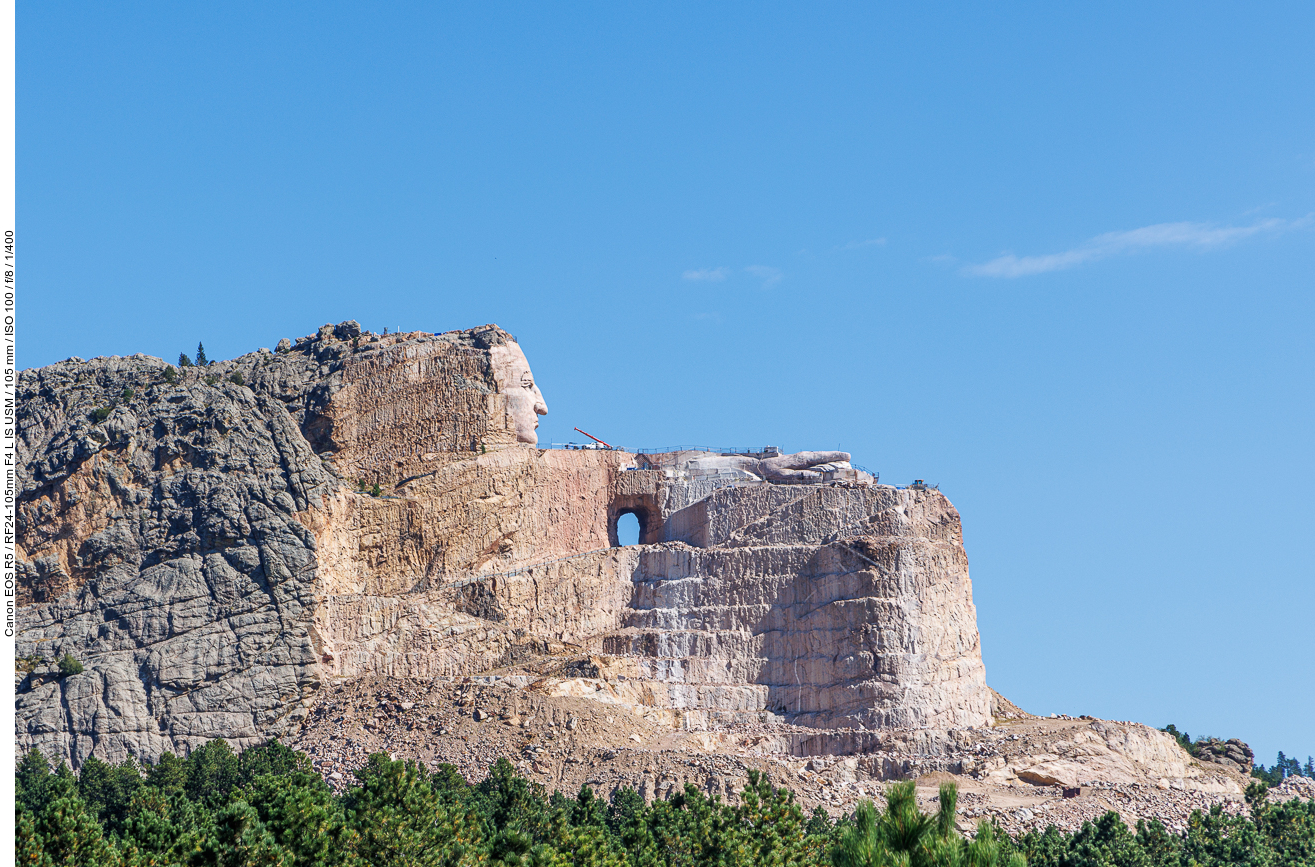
[520,373,534,388]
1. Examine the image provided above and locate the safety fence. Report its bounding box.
[545,442,880,482]
[545,443,781,457]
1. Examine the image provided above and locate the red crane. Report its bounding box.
[574,427,613,449]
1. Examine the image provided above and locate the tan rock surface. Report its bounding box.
[282,677,1257,835]
[15,319,1213,815]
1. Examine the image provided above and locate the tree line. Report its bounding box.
[14,740,1315,867]
[1162,724,1315,786]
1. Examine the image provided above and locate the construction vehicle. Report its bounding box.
[574,427,613,450]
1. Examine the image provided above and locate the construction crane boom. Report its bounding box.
[574,427,613,449]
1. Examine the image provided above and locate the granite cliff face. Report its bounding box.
[16,322,990,768]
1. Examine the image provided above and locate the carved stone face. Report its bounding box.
[489,343,549,444]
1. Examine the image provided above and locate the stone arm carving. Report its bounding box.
[655,450,860,483]
[759,450,851,483]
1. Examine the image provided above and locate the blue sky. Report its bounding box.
[21,3,1314,764]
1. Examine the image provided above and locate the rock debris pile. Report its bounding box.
[283,677,1262,833]
[14,319,1283,840]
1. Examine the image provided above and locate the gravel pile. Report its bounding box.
[961,783,1246,835]
[285,676,785,800]
[285,676,1304,835]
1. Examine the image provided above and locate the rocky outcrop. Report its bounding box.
[16,323,990,768]
[275,676,1254,828]
[607,482,988,732]
[973,720,1244,794]
[15,324,518,764]
[1191,738,1255,775]
[15,350,335,762]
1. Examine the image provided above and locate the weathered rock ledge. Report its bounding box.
[14,321,1216,804]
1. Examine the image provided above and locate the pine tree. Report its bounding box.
[183,739,241,805]
[345,754,485,867]
[16,806,56,867]
[17,748,53,815]
[116,782,208,863]
[244,771,354,867]
[77,755,143,835]
[193,798,291,867]
[27,765,123,867]
[178,353,193,368]
[145,752,187,795]
[196,342,208,366]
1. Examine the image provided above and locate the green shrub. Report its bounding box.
[121,387,134,402]
[1161,723,1196,755]
[1253,751,1313,785]
[90,406,111,423]
[163,366,178,384]
[227,371,244,386]
[14,736,1315,867]
[57,654,85,677]
[204,374,219,386]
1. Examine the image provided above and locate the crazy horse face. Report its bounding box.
[489,343,549,444]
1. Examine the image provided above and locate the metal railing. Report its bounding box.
[544,443,782,457]
[850,463,880,483]
[631,445,782,457]
[544,442,882,483]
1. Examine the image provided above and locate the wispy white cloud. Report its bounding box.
[963,216,1309,278]
[682,267,730,282]
[745,265,784,286]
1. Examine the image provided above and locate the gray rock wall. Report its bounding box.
[16,351,337,765]
[14,324,568,766]
[16,325,991,768]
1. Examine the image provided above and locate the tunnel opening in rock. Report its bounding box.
[616,512,641,546]
[609,506,651,547]
[608,493,661,546]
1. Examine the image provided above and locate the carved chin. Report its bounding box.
[516,426,538,445]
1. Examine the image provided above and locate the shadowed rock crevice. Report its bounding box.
[455,582,506,622]
[16,322,989,768]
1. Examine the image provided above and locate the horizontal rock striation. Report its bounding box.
[607,483,987,732]
[17,322,990,768]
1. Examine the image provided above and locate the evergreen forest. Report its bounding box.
[14,741,1315,867]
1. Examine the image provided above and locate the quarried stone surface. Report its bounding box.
[16,323,989,769]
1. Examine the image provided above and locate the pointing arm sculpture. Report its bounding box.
[658,449,864,483]
[759,450,852,483]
